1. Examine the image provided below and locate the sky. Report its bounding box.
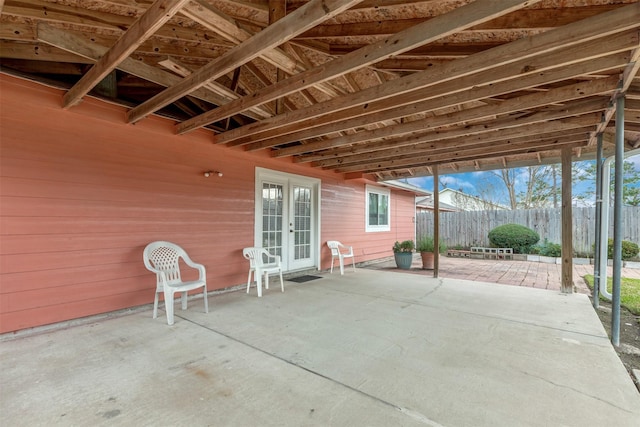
[407,154,640,207]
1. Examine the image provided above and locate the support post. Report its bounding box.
[561,146,573,293]
[593,133,604,307]
[612,95,625,347]
[433,165,440,278]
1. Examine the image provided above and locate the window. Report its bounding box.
[366,185,390,232]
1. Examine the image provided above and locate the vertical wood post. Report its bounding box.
[561,147,574,293]
[269,0,287,114]
[433,165,440,278]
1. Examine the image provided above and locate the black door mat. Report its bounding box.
[288,275,323,283]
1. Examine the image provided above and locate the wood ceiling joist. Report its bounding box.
[329,136,590,174]
[280,76,618,162]
[277,98,609,159]
[157,58,272,119]
[309,117,599,168]
[62,0,190,108]
[213,4,639,146]
[125,0,364,124]
[296,5,622,39]
[318,127,593,170]
[2,0,230,47]
[334,136,588,174]
[180,0,343,100]
[587,46,640,146]
[0,39,93,64]
[240,44,633,150]
[35,23,265,120]
[176,0,542,134]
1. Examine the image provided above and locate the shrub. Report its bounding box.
[536,239,562,257]
[488,224,540,254]
[593,239,639,261]
[393,240,415,253]
[416,236,446,253]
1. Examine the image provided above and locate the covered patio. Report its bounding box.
[2,268,639,426]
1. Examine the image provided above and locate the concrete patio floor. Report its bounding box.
[2,268,639,426]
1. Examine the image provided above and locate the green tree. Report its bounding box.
[575,159,640,206]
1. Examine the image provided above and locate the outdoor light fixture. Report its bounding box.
[203,170,223,177]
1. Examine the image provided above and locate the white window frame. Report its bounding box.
[365,185,390,232]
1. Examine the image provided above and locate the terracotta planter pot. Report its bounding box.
[420,251,434,270]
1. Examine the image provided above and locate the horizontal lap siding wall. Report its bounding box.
[320,178,416,267]
[0,75,417,333]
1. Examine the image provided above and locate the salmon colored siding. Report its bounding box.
[0,75,416,333]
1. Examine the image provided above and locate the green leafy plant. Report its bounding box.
[392,240,415,253]
[593,239,639,261]
[488,223,540,254]
[416,236,446,253]
[535,239,562,257]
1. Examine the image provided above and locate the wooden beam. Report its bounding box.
[181,0,296,73]
[1,0,227,47]
[62,0,189,108]
[313,122,595,168]
[176,0,543,134]
[588,46,640,145]
[126,0,364,124]
[561,146,574,293]
[296,113,600,163]
[157,58,272,119]
[296,5,622,39]
[269,0,287,115]
[277,99,607,158]
[212,4,639,144]
[285,76,619,161]
[331,136,587,174]
[245,45,631,150]
[36,24,266,121]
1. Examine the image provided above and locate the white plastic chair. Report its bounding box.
[143,241,208,325]
[243,247,284,297]
[327,241,355,275]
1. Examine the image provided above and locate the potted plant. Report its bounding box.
[392,240,415,270]
[417,236,446,269]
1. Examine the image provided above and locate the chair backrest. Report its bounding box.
[327,240,341,256]
[243,247,273,267]
[144,241,187,285]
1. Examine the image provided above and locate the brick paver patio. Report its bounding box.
[367,256,640,294]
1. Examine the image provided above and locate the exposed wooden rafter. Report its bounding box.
[1,0,638,178]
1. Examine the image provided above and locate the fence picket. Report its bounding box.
[416,207,639,255]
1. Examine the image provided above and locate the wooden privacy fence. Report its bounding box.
[416,207,640,255]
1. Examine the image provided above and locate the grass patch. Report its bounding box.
[584,275,640,315]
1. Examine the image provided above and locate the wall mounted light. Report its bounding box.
[204,170,223,178]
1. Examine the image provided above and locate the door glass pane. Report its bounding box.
[262,183,283,257]
[293,186,312,261]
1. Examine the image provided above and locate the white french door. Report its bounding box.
[255,168,320,272]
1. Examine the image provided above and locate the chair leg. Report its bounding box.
[246,270,253,293]
[256,271,263,297]
[181,291,188,310]
[153,291,159,319]
[164,289,175,325]
[279,270,284,292]
[351,257,356,272]
[203,285,209,313]
[264,272,270,290]
[339,256,345,275]
[330,257,334,274]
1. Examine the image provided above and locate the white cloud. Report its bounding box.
[440,175,475,191]
[627,154,640,169]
